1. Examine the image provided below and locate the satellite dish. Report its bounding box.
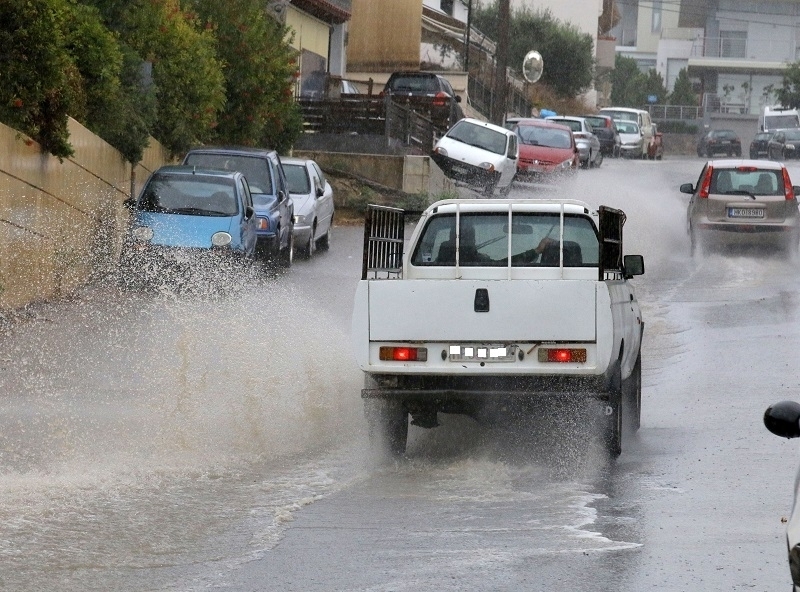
[522,50,543,84]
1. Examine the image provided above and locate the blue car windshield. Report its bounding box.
[284,164,311,194]
[183,153,274,195]
[139,176,239,216]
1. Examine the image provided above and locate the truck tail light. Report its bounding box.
[379,346,428,362]
[538,348,587,363]
[783,167,795,200]
[698,165,713,198]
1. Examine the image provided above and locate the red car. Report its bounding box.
[510,118,579,180]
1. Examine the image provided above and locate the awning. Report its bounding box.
[290,0,350,24]
[687,57,790,74]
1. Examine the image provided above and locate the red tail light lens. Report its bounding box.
[783,167,795,200]
[379,346,428,362]
[433,91,448,106]
[698,165,713,198]
[537,348,587,363]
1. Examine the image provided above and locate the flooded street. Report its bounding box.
[2,156,800,590]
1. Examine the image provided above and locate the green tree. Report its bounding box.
[775,62,800,109]
[472,3,594,98]
[190,0,302,153]
[0,0,79,158]
[609,55,640,106]
[669,68,697,106]
[90,0,225,157]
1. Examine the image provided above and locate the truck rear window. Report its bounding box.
[410,212,599,267]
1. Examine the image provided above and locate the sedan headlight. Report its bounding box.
[479,162,495,172]
[435,146,448,157]
[294,214,306,225]
[131,226,153,241]
[256,217,269,231]
[211,232,232,247]
[788,144,796,151]
[561,158,574,170]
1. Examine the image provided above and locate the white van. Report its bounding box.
[760,105,800,133]
[598,107,654,159]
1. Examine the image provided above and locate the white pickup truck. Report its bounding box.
[351,199,645,457]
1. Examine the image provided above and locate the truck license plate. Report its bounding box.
[449,344,517,362]
[728,207,764,218]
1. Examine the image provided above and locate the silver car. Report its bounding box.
[764,400,800,591]
[545,116,602,169]
[680,159,800,257]
[282,157,335,258]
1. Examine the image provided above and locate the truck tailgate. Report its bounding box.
[368,279,597,342]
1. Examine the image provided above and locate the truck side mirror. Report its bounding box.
[623,254,645,278]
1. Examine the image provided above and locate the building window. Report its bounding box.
[720,30,747,58]
[651,0,662,33]
[441,0,454,16]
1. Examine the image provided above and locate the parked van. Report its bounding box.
[760,105,800,133]
[598,107,654,159]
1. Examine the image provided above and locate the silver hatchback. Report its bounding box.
[680,159,800,257]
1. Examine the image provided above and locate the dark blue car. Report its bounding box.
[182,147,295,267]
[120,166,258,287]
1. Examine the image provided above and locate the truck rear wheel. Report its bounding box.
[364,399,408,457]
[603,366,623,457]
[622,353,642,433]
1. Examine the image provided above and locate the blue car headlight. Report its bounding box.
[211,232,232,247]
[131,226,153,241]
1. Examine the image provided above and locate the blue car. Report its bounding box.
[120,166,258,287]
[182,147,294,267]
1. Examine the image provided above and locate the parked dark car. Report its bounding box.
[750,131,773,159]
[183,147,294,267]
[382,71,464,128]
[696,129,742,157]
[581,114,621,157]
[768,129,800,160]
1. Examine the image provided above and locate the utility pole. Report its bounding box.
[490,0,509,125]
[464,0,473,74]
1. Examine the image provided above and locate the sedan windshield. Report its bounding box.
[138,176,239,216]
[284,164,311,194]
[447,121,508,155]
[183,153,273,195]
[516,125,572,149]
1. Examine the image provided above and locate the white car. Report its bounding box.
[615,120,644,159]
[431,118,519,195]
[764,400,800,590]
[282,157,335,258]
[545,116,603,168]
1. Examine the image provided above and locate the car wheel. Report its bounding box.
[735,149,741,157]
[364,398,408,458]
[696,147,704,157]
[316,224,331,252]
[594,150,603,168]
[278,230,294,268]
[301,226,315,260]
[622,352,642,434]
[786,232,800,261]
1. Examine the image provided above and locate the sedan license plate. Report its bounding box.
[452,165,470,175]
[728,207,765,219]
[449,344,517,362]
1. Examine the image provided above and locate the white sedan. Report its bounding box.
[282,157,335,258]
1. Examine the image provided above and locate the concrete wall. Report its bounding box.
[0,119,169,310]
[293,150,454,196]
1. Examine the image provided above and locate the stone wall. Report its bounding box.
[0,119,169,310]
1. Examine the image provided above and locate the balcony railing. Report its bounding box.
[690,36,797,62]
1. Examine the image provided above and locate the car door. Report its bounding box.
[498,133,518,187]
[238,176,257,255]
[311,161,334,236]
[273,155,293,249]
[770,132,784,160]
